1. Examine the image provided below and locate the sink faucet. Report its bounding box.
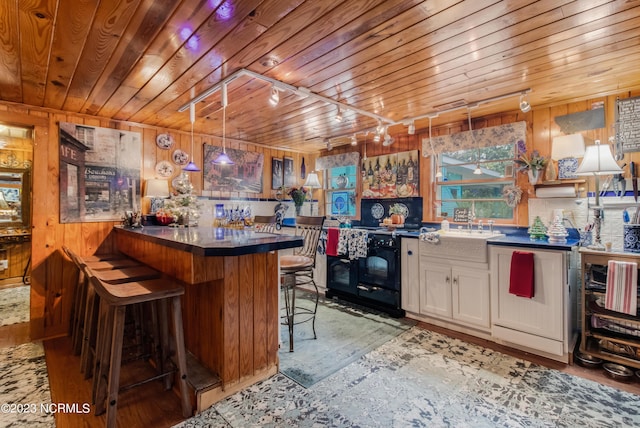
[477,220,483,233]
[488,220,495,234]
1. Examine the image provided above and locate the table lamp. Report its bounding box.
[575,140,622,250]
[551,133,586,180]
[144,179,170,214]
[304,171,321,215]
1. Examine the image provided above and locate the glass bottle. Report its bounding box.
[301,157,306,179]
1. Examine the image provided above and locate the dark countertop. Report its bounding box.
[114,225,303,257]
[399,228,579,251]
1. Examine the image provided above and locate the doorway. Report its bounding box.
[0,123,33,333]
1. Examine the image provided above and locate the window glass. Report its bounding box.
[436,143,515,221]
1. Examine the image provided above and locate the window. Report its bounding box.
[435,143,515,220]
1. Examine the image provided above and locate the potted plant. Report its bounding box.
[389,203,406,225]
[514,149,547,185]
[287,186,308,215]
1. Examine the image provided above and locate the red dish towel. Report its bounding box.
[509,251,535,298]
[605,260,638,316]
[326,228,339,257]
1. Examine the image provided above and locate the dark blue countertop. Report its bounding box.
[398,224,580,251]
[114,225,303,257]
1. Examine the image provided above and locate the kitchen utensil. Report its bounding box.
[631,161,638,202]
[613,163,626,197]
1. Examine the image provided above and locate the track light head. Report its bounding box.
[519,94,531,113]
[408,121,415,135]
[373,132,381,143]
[269,85,280,106]
[351,135,357,146]
[324,137,333,151]
[335,107,343,122]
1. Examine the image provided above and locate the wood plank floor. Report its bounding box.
[1,318,639,427]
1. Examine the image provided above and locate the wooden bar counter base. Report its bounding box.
[114,226,303,413]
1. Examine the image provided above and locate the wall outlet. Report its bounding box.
[0,260,8,270]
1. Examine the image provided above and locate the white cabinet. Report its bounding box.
[401,237,420,313]
[409,240,491,334]
[489,245,576,363]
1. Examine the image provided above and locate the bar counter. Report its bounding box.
[113,226,303,412]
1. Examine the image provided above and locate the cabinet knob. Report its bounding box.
[407,250,413,255]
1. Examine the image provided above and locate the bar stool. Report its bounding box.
[87,267,191,428]
[280,215,324,352]
[253,214,277,233]
[63,247,160,378]
[64,248,131,354]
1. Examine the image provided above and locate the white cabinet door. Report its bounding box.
[420,262,452,318]
[401,238,420,313]
[452,266,490,328]
[491,246,565,342]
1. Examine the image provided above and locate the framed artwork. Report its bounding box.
[203,145,264,193]
[272,157,283,190]
[283,156,296,187]
[59,122,141,223]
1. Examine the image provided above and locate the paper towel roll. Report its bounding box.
[535,186,577,198]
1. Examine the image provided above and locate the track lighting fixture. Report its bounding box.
[373,132,381,143]
[269,85,280,106]
[324,137,333,151]
[350,135,357,146]
[408,121,415,135]
[519,93,531,113]
[335,107,343,122]
[382,128,394,146]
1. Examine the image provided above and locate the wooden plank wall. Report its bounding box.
[0,101,316,340]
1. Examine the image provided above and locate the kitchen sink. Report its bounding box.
[420,229,504,263]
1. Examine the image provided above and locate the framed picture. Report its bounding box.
[272,157,283,190]
[283,156,296,187]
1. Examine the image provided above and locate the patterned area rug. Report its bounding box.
[278,291,415,387]
[0,285,30,327]
[0,342,54,427]
[175,327,640,427]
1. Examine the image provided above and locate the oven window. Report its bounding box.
[365,256,389,279]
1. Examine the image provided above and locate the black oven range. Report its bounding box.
[325,197,422,318]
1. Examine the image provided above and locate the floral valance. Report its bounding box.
[422,121,527,155]
[316,152,360,170]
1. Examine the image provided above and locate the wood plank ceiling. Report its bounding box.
[1,0,639,153]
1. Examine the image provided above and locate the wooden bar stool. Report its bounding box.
[87,269,191,427]
[280,216,324,352]
[253,214,277,233]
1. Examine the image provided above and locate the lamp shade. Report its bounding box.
[304,171,321,188]
[144,179,170,197]
[551,134,586,160]
[575,141,622,175]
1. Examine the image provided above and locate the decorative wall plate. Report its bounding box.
[371,203,385,220]
[155,160,174,178]
[172,149,189,165]
[156,133,174,150]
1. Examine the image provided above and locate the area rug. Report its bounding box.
[0,285,30,327]
[0,341,54,427]
[176,327,640,427]
[278,291,415,388]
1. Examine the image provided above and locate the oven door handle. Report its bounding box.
[357,284,381,292]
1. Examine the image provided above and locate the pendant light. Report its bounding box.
[183,103,201,172]
[429,117,442,178]
[213,83,234,165]
[468,108,482,175]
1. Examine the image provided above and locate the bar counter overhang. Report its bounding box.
[113,225,303,412]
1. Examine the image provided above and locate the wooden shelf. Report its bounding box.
[581,250,640,370]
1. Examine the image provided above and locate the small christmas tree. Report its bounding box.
[528,216,547,240]
[162,172,201,226]
[547,215,568,243]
